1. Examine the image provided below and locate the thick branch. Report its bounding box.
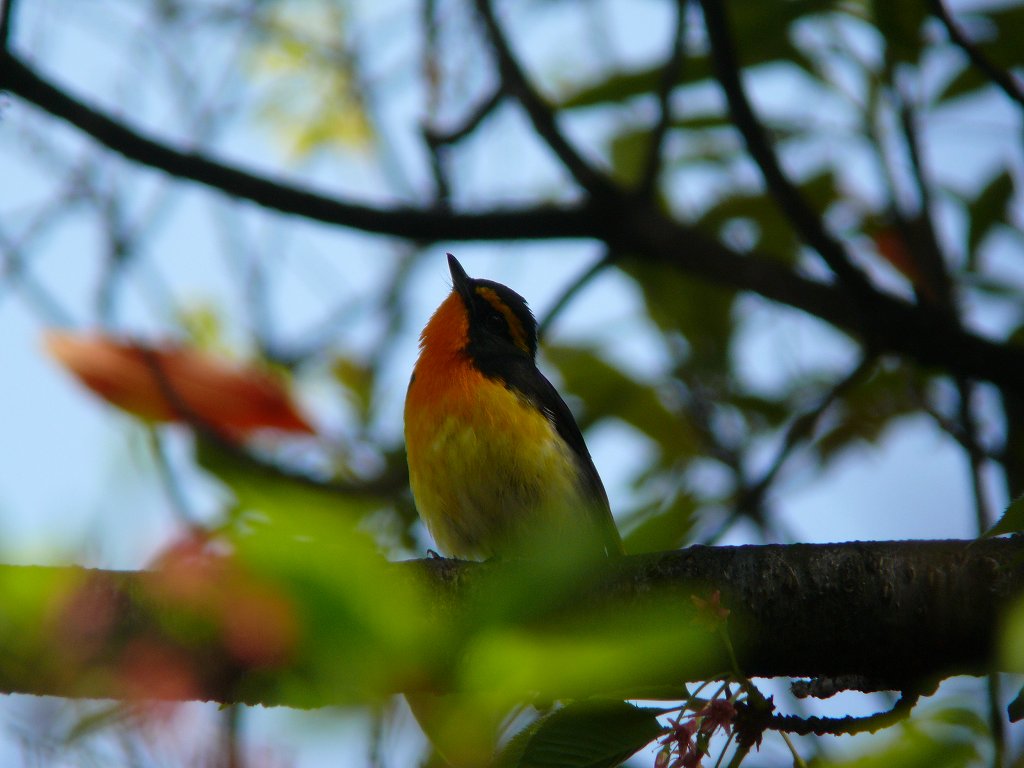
[0,52,592,242]
[6,50,1024,391]
[0,538,1020,707]
[619,207,1024,392]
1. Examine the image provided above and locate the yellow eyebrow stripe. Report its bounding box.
[476,287,530,354]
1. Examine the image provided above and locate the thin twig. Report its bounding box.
[930,0,1024,111]
[698,0,874,296]
[895,88,954,309]
[8,49,1024,392]
[736,354,876,520]
[421,0,450,205]
[223,704,244,768]
[472,0,617,198]
[146,427,196,527]
[768,690,920,736]
[0,51,594,242]
[537,251,612,341]
[637,0,687,198]
[958,380,994,534]
[424,87,504,148]
[956,374,1005,766]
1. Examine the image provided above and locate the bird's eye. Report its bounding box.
[483,309,506,335]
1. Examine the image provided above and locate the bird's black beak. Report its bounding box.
[447,253,473,303]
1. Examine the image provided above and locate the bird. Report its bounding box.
[404,253,623,560]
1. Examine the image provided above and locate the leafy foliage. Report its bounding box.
[494,701,665,768]
[3,0,1024,764]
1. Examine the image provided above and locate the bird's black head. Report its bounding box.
[448,253,538,363]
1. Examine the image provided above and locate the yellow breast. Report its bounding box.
[404,365,588,559]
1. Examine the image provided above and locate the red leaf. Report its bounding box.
[44,331,315,439]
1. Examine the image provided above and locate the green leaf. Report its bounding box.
[983,494,1024,538]
[616,257,736,371]
[559,1,837,109]
[495,701,665,768]
[609,128,653,188]
[331,354,376,425]
[936,62,988,104]
[560,67,665,110]
[1000,596,1024,674]
[813,363,922,464]
[871,0,928,65]
[544,345,698,461]
[935,5,1024,104]
[968,170,1015,257]
[814,717,978,767]
[621,492,698,554]
[195,437,381,528]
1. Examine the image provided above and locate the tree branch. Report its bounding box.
[930,0,1024,111]
[0,538,1020,707]
[472,0,618,199]
[6,50,1024,392]
[0,51,592,243]
[698,0,874,295]
[423,87,505,148]
[637,0,688,199]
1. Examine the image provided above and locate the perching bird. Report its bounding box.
[404,254,623,559]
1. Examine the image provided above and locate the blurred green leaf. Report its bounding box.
[1000,595,1024,673]
[229,502,443,704]
[460,594,720,700]
[617,258,736,371]
[559,1,837,109]
[926,705,989,735]
[196,437,381,527]
[495,701,665,768]
[332,354,376,424]
[246,2,372,157]
[544,345,698,460]
[968,170,1014,257]
[813,363,922,464]
[871,1,927,65]
[813,710,979,767]
[621,492,698,554]
[609,128,652,188]
[984,494,1024,537]
[935,4,1024,103]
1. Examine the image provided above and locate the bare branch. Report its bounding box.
[6,51,1024,394]
[735,353,877,521]
[472,0,618,199]
[767,690,919,737]
[0,52,594,243]
[537,251,611,341]
[638,0,688,198]
[930,0,1024,111]
[424,87,504,148]
[698,0,874,295]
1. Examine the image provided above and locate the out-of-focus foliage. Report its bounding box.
[246,1,372,157]
[2,0,1023,764]
[811,705,986,767]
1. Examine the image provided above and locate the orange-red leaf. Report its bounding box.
[44,331,314,439]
